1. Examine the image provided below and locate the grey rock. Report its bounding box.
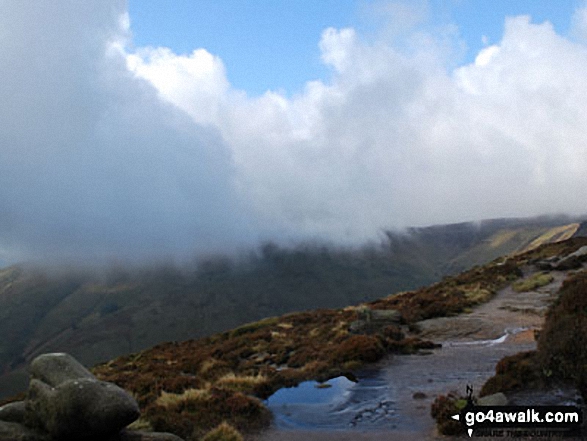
[566,245,587,259]
[0,401,26,424]
[552,246,587,271]
[26,377,140,440]
[358,308,401,324]
[477,392,508,406]
[5,352,183,441]
[371,310,401,324]
[554,256,583,271]
[117,430,185,441]
[29,353,94,387]
[351,308,401,334]
[349,320,367,333]
[25,353,139,440]
[0,421,50,441]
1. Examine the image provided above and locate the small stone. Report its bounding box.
[412,392,427,400]
[477,392,508,406]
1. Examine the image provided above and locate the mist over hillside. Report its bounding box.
[0,215,584,399]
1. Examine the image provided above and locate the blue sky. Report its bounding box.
[128,0,583,95]
[127,0,358,95]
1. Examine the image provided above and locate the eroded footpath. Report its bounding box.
[255,266,578,441]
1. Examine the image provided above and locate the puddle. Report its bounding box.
[267,376,356,405]
[265,331,538,432]
[265,376,362,430]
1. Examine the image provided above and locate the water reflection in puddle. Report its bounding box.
[265,371,404,430]
[267,376,356,405]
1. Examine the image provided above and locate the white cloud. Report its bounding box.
[571,4,587,43]
[474,45,500,67]
[2,1,587,265]
[129,12,587,242]
[126,47,230,126]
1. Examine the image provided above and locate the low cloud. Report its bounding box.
[0,1,254,265]
[1,1,587,265]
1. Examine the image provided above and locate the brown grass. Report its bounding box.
[87,238,587,440]
[368,258,522,323]
[430,393,467,436]
[201,422,243,441]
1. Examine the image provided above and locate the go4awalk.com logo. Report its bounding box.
[452,405,583,437]
[451,386,583,437]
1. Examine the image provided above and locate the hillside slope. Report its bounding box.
[0,215,584,399]
[86,237,587,440]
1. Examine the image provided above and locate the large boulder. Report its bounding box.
[24,353,139,440]
[0,353,184,441]
[25,378,140,439]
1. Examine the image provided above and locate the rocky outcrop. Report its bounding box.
[0,353,183,441]
[349,307,401,334]
[533,245,587,271]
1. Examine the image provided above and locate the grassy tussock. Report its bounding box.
[156,388,211,408]
[480,351,541,396]
[431,393,467,436]
[215,373,268,392]
[512,272,554,292]
[126,417,154,431]
[201,422,243,441]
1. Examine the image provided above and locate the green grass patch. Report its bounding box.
[512,272,554,292]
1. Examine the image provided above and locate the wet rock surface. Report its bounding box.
[0,353,184,441]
